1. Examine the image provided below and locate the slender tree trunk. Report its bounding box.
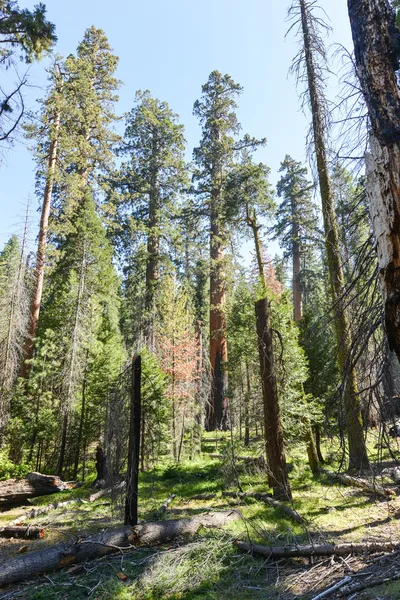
[73,349,89,480]
[300,0,369,471]
[304,418,320,475]
[347,0,400,362]
[315,424,325,464]
[21,107,61,380]
[293,240,302,322]
[255,298,291,501]
[125,355,142,526]
[57,413,68,477]
[244,361,251,447]
[208,200,228,431]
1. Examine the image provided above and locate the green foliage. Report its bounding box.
[0,449,31,479]
[0,0,56,63]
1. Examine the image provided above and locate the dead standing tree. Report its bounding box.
[289,0,369,471]
[347,0,400,362]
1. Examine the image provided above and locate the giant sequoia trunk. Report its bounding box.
[348,0,400,362]
[300,0,369,471]
[21,106,60,380]
[207,202,228,430]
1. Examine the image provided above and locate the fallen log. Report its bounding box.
[89,481,126,502]
[322,469,395,498]
[233,540,400,559]
[0,473,67,506]
[0,510,241,587]
[159,494,176,513]
[0,526,45,539]
[339,571,400,597]
[8,498,87,527]
[222,492,304,523]
[190,493,217,501]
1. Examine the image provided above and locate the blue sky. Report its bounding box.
[0,0,353,255]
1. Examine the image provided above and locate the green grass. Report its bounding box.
[2,430,400,599]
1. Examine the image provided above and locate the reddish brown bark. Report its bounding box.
[207,209,228,430]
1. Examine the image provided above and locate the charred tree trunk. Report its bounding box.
[208,202,228,431]
[314,424,325,464]
[348,0,400,361]
[300,0,369,471]
[21,105,61,380]
[125,355,142,526]
[57,413,68,477]
[255,298,292,501]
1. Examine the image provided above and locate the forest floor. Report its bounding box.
[2,432,400,599]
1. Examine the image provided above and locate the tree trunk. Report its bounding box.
[255,298,292,501]
[0,473,66,506]
[125,355,142,526]
[0,511,241,587]
[0,526,45,539]
[300,0,369,471]
[208,204,228,431]
[21,106,61,380]
[293,240,302,322]
[73,350,89,480]
[57,413,68,478]
[244,362,251,447]
[346,0,400,345]
[233,539,399,559]
[347,0,400,357]
[314,424,325,464]
[304,419,320,475]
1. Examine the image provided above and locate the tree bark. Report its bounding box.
[0,511,241,587]
[21,105,61,380]
[125,355,142,526]
[208,204,228,430]
[0,526,45,539]
[304,419,320,475]
[233,539,399,559]
[255,298,292,501]
[293,240,302,321]
[244,362,251,447]
[0,473,66,506]
[300,0,369,471]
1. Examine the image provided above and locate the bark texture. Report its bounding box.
[255,298,292,500]
[208,205,228,430]
[300,0,369,471]
[348,0,400,360]
[233,539,399,559]
[0,472,66,506]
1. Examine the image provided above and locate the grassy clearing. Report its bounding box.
[1,431,400,599]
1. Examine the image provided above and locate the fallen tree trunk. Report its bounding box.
[222,492,304,523]
[190,493,217,501]
[322,469,395,498]
[233,540,400,559]
[89,481,125,503]
[0,526,45,539]
[8,499,87,527]
[159,494,176,513]
[0,473,67,506]
[0,510,241,587]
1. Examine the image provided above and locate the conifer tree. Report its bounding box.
[0,231,30,433]
[0,0,56,147]
[193,71,262,430]
[273,155,318,322]
[117,91,187,348]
